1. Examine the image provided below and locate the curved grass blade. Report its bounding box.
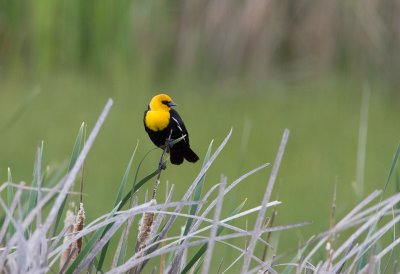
[180,199,247,274]
[7,167,15,238]
[116,142,139,208]
[25,142,44,233]
[355,248,371,273]
[96,143,139,271]
[157,129,233,274]
[122,169,160,210]
[44,161,68,188]
[360,143,400,272]
[183,140,214,237]
[114,217,134,267]
[36,142,44,227]
[26,145,41,216]
[53,122,85,236]
[68,123,86,173]
[383,144,400,193]
[282,236,315,274]
[397,171,400,208]
[382,170,400,274]
[130,147,159,206]
[129,134,187,205]
[94,168,160,272]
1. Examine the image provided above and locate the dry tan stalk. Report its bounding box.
[160,240,166,274]
[72,202,85,260]
[129,199,157,274]
[137,199,157,254]
[60,204,75,271]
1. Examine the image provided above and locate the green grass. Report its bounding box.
[0,73,399,272]
[0,99,398,272]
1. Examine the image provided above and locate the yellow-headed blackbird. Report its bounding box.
[144,94,199,165]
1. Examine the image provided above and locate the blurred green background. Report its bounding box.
[1,0,399,271]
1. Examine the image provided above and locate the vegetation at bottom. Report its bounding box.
[0,99,399,273]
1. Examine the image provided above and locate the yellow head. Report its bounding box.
[149,94,177,111]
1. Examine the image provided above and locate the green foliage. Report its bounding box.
[53,122,86,236]
[383,144,400,193]
[6,168,14,238]
[181,199,247,274]
[26,142,44,233]
[96,143,138,271]
[0,102,399,273]
[1,1,400,83]
[183,140,213,237]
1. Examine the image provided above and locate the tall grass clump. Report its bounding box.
[0,99,399,273]
[1,1,400,85]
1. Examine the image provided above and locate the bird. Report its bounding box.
[144,94,199,165]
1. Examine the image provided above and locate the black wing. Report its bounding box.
[169,109,190,143]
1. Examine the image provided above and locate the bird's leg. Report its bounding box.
[157,130,172,171]
[154,146,167,198]
[158,147,168,171]
[153,130,173,199]
[158,161,167,170]
[168,129,175,148]
[166,129,174,148]
[165,136,174,148]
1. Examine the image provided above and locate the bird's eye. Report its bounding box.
[161,100,169,105]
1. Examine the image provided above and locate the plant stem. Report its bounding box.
[152,130,172,200]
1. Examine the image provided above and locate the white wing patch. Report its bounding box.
[172,117,183,132]
[172,117,186,141]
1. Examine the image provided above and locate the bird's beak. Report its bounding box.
[168,101,177,107]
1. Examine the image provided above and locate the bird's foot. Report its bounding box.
[165,138,174,148]
[158,161,167,171]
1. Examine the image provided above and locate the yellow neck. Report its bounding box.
[145,110,170,131]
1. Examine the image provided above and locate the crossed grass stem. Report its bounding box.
[133,131,177,272]
[135,141,169,257]
[153,130,175,200]
[138,131,176,252]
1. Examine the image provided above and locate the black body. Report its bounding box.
[144,108,199,165]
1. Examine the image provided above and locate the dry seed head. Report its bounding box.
[60,207,76,270]
[73,203,85,258]
[137,199,157,253]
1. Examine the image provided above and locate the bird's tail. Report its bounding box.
[170,147,199,165]
[170,149,184,165]
[184,147,199,163]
